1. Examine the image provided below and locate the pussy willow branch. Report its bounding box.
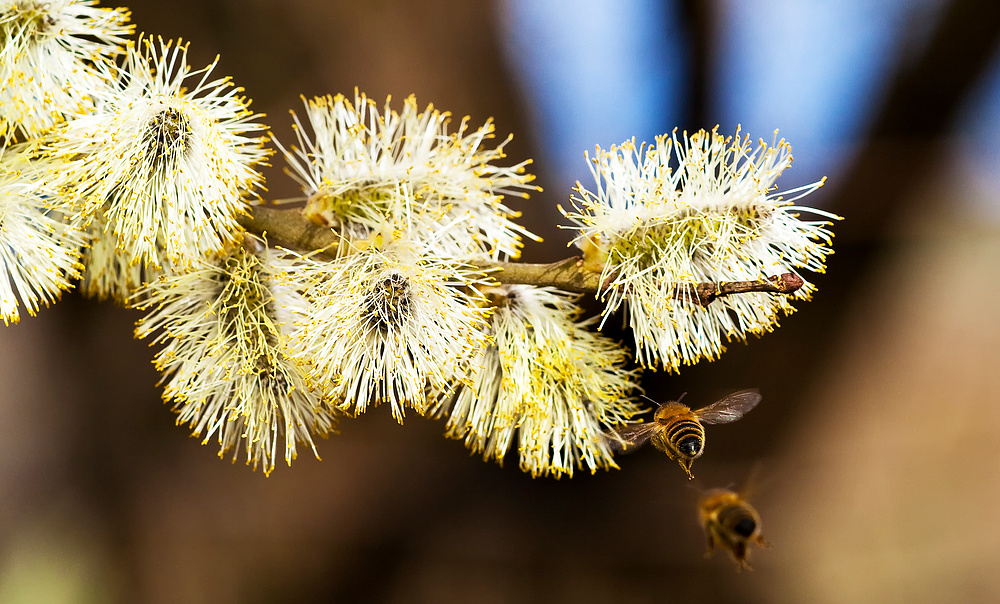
[239,205,804,306]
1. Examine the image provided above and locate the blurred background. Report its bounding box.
[2,0,1000,601]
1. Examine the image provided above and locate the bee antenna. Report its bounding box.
[639,394,659,406]
[677,392,688,403]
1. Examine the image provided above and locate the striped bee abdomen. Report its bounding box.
[664,417,705,459]
[717,503,758,539]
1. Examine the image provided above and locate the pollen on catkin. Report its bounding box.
[51,36,269,267]
[0,142,85,324]
[562,127,839,370]
[0,0,132,138]
[78,206,170,305]
[133,239,337,475]
[273,92,539,261]
[288,229,492,422]
[437,284,642,478]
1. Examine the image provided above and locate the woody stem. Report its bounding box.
[238,205,804,305]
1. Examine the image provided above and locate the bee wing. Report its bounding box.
[694,389,762,424]
[603,423,659,453]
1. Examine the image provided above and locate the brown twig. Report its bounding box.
[672,273,805,307]
[475,257,603,293]
[238,205,805,303]
[238,205,341,255]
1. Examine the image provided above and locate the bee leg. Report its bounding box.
[731,542,751,572]
[704,532,716,558]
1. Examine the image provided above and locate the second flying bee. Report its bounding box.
[606,389,762,478]
[698,487,770,571]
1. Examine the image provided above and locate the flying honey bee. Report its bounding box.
[605,389,761,478]
[698,487,769,571]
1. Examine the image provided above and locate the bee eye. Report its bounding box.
[678,436,700,457]
[732,517,756,538]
